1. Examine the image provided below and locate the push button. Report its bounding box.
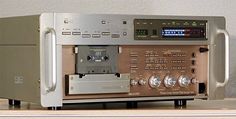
[123,32,127,36]
[82,34,91,38]
[111,34,120,38]
[92,34,101,38]
[101,32,110,36]
[72,32,81,35]
[62,32,71,35]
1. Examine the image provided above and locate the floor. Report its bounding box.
[0,98,236,118]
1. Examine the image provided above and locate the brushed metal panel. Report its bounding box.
[54,13,211,45]
[66,74,130,95]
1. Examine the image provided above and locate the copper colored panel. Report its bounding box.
[62,45,208,100]
[118,45,208,97]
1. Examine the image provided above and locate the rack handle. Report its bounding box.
[216,29,230,87]
[45,28,57,92]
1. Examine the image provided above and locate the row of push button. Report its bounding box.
[62,31,127,38]
[62,32,81,35]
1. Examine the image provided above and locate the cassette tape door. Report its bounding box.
[40,13,63,107]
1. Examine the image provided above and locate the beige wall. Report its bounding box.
[0,0,235,97]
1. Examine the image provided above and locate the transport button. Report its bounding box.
[101,32,110,36]
[62,32,71,35]
[82,34,91,38]
[72,32,81,35]
[92,34,101,38]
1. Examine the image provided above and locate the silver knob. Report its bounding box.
[178,75,191,87]
[191,78,198,84]
[149,76,161,88]
[138,79,146,86]
[164,75,176,88]
[130,79,138,86]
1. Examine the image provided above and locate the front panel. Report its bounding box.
[53,14,214,102]
[39,13,227,107]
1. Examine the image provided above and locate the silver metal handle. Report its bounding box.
[216,29,229,87]
[45,28,57,92]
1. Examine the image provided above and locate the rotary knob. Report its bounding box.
[149,76,161,88]
[178,75,191,87]
[130,79,138,86]
[138,79,146,86]
[164,75,176,88]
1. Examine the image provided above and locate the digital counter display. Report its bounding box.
[162,27,205,38]
[136,29,148,36]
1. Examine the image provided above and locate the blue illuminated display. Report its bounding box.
[162,29,187,36]
[162,27,205,38]
[162,29,185,36]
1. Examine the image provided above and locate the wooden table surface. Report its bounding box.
[0,98,236,118]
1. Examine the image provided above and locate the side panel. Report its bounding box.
[0,15,40,103]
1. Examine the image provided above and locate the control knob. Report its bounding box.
[164,75,176,88]
[130,79,138,86]
[149,76,161,88]
[138,79,146,86]
[178,75,191,87]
